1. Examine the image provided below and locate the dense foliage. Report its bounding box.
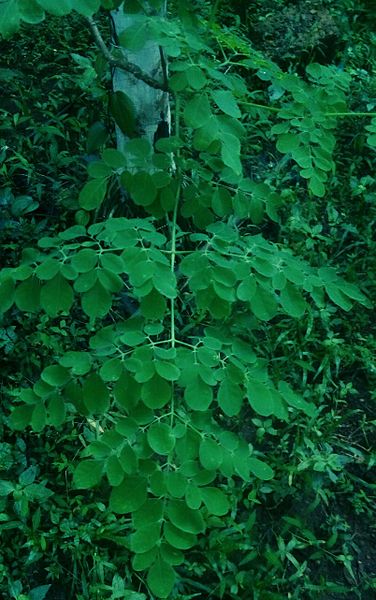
[0,1,375,599]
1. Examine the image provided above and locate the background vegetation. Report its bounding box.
[0,0,375,599]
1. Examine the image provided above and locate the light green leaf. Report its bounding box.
[100,253,125,274]
[109,476,147,514]
[249,457,274,480]
[73,460,103,489]
[83,373,110,414]
[199,437,223,470]
[147,557,176,599]
[31,403,47,432]
[212,89,241,118]
[147,423,175,455]
[40,274,73,316]
[167,499,205,534]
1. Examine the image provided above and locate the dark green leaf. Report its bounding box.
[109,476,147,514]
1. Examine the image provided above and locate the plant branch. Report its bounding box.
[86,16,169,92]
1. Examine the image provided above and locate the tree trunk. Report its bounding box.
[111,3,170,154]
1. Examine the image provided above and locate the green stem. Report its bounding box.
[240,100,376,118]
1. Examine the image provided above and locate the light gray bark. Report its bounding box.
[111,3,170,153]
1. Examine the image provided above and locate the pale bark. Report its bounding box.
[111,2,170,153]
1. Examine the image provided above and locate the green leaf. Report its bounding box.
[167,500,205,534]
[31,402,47,432]
[79,178,107,210]
[131,523,161,554]
[109,476,147,514]
[152,266,177,299]
[35,258,61,280]
[83,374,110,414]
[10,405,34,430]
[212,90,241,118]
[185,376,213,411]
[185,65,207,90]
[309,174,326,198]
[106,455,125,486]
[200,487,229,516]
[0,480,15,496]
[249,285,278,321]
[184,94,212,129]
[100,252,125,274]
[114,373,141,411]
[74,0,101,17]
[278,381,315,417]
[199,437,223,470]
[218,378,243,417]
[147,423,175,455]
[325,283,353,311]
[59,351,92,375]
[82,281,112,319]
[0,0,21,38]
[36,0,72,15]
[276,133,300,153]
[140,289,167,320]
[249,457,274,480]
[141,375,171,409]
[220,132,242,175]
[99,358,123,382]
[109,91,138,137]
[47,395,66,427]
[279,282,306,318]
[0,277,15,312]
[133,499,164,528]
[247,380,274,417]
[41,365,70,387]
[15,277,41,312]
[129,172,157,206]
[71,249,98,273]
[163,522,197,550]
[155,360,181,381]
[40,274,74,316]
[147,557,175,599]
[73,460,103,489]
